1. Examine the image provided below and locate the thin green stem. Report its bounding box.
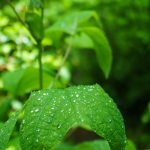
[7,0,44,89]
[49,42,73,88]
[37,41,43,89]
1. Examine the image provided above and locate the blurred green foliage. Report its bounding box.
[0,0,150,149]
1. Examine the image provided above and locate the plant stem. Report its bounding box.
[7,1,44,89]
[6,0,26,27]
[37,41,43,89]
[49,42,73,88]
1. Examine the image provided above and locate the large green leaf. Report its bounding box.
[47,11,101,35]
[81,27,112,78]
[20,84,126,150]
[0,112,19,150]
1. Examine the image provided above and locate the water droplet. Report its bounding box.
[61,109,64,113]
[50,114,54,117]
[36,129,40,132]
[109,119,112,123]
[38,98,41,101]
[51,107,54,110]
[22,119,25,124]
[57,124,62,129]
[76,94,79,98]
[35,108,39,112]
[124,140,127,144]
[43,93,47,96]
[109,99,112,103]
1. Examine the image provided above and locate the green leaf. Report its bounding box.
[20,84,126,150]
[56,140,110,150]
[125,140,136,150]
[0,112,19,150]
[26,12,43,40]
[29,0,43,9]
[2,67,53,96]
[48,11,101,35]
[0,97,12,121]
[66,32,94,49]
[76,140,110,150]
[81,27,112,78]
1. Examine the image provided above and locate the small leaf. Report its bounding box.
[66,32,94,49]
[0,112,19,150]
[20,84,126,150]
[81,27,112,78]
[125,140,136,150]
[26,12,43,40]
[29,0,43,9]
[48,11,101,35]
[2,67,53,96]
[56,140,110,150]
[75,140,110,150]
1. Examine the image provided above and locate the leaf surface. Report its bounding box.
[48,11,100,35]
[81,27,112,78]
[20,85,126,150]
[0,112,19,150]
[56,140,110,150]
[2,67,53,96]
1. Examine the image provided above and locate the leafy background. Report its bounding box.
[0,0,150,149]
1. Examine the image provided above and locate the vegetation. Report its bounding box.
[0,0,149,149]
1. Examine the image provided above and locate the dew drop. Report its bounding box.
[22,119,25,124]
[35,108,39,112]
[109,119,112,123]
[61,109,64,113]
[36,129,40,132]
[57,124,62,129]
[43,93,47,96]
[76,94,79,98]
[38,98,41,101]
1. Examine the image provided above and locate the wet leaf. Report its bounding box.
[20,84,126,150]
